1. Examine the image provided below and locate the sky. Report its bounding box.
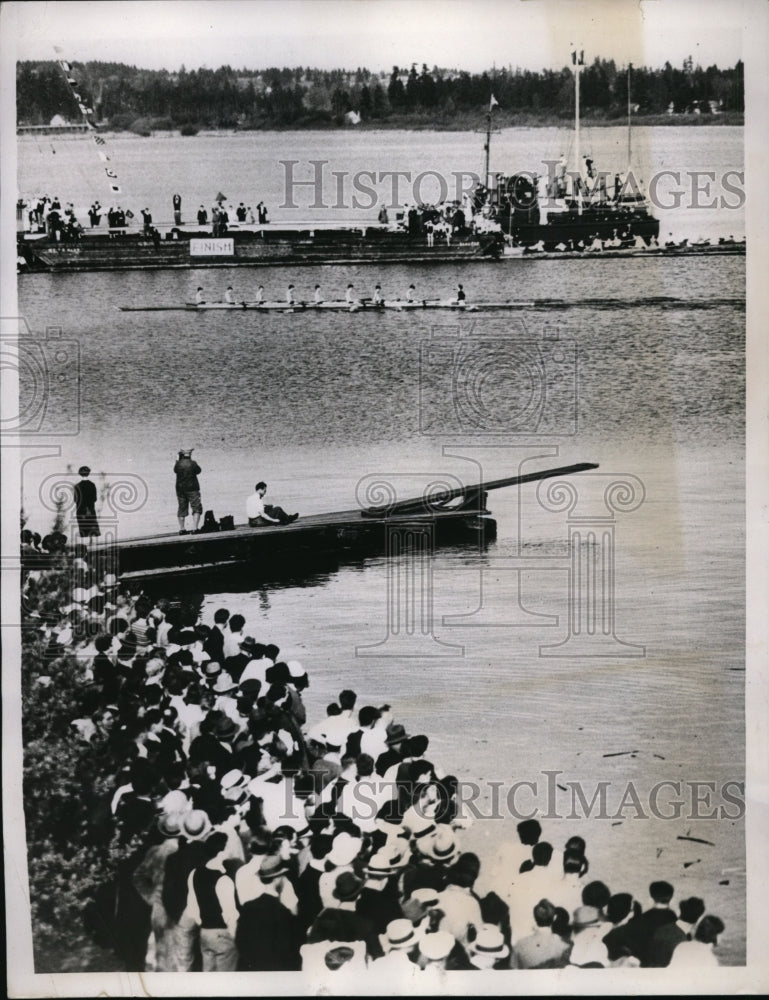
[6,0,747,73]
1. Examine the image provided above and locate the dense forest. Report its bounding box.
[17,57,744,131]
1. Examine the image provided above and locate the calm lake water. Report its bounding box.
[17,127,746,963]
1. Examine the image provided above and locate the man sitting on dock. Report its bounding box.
[246,482,298,527]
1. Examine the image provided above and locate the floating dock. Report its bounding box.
[89,464,598,583]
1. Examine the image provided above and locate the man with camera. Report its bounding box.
[174,448,202,534]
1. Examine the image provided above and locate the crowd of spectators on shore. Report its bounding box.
[20,541,727,978]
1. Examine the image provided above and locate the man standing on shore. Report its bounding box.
[174,449,202,535]
[74,465,100,539]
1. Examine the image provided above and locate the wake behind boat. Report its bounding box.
[117,294,744,314]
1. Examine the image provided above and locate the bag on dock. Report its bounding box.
[201,510,220,533]
[219,515,235,531]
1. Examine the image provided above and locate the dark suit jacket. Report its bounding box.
[236,894,302,971]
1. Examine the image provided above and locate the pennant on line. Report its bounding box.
[489,94,499,110]
[110,184,121,193]
[94,135,106,145]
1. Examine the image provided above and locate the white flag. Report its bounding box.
[489,94,499,110]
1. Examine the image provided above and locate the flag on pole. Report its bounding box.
[489,94,499,110]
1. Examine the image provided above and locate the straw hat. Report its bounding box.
[380,918,418,953]
[468,924,510,964]
[419,930,455,962]
[157,812,184,838]
[181,809,212,841]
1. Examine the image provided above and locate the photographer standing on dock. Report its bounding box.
[175,448,203,534]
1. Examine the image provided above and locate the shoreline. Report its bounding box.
[17,113,744,139]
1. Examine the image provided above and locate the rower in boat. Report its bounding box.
[345,283,357,309]
[224,285,235,305]
[454,283,466,306]
[314,284,323,304]
[373,284,383,306]
[255,284,265,305]
[286,284,296,305]
[407,283,416,303]
[195,286,205,306]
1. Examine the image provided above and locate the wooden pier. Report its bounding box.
[91,463,598,584]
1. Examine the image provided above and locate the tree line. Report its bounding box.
[17,57,744,130]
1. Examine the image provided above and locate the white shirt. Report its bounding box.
[224,288,235,304]
[436,884,483,947]
[239,655,273,686]
[569,923,611,966]
[668,939,720,968]
[223,628,245,660]
[246,492,278,522]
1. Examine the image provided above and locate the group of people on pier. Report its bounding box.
[20,540,728,976]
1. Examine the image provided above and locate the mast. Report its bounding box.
[572,49,585,214]
[484,107,491,188]
[627,62,632,170]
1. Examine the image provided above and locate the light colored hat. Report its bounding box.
[381,918,418,952]
[417,825,458,864]
[286,659,306,678]
[220,768,248,798]
[365,847,408,876]
[212,671,237,694]
[182,809,212,841]
[468,924,510,961]
[573,905,601,928]
[327,831,362,867]
[158,812,184,838]
[405,808,436,841]
[419,930,455,962]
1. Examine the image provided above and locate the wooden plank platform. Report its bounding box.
[91,463,598,583]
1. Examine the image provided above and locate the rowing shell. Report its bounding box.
[118,299,533,312]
